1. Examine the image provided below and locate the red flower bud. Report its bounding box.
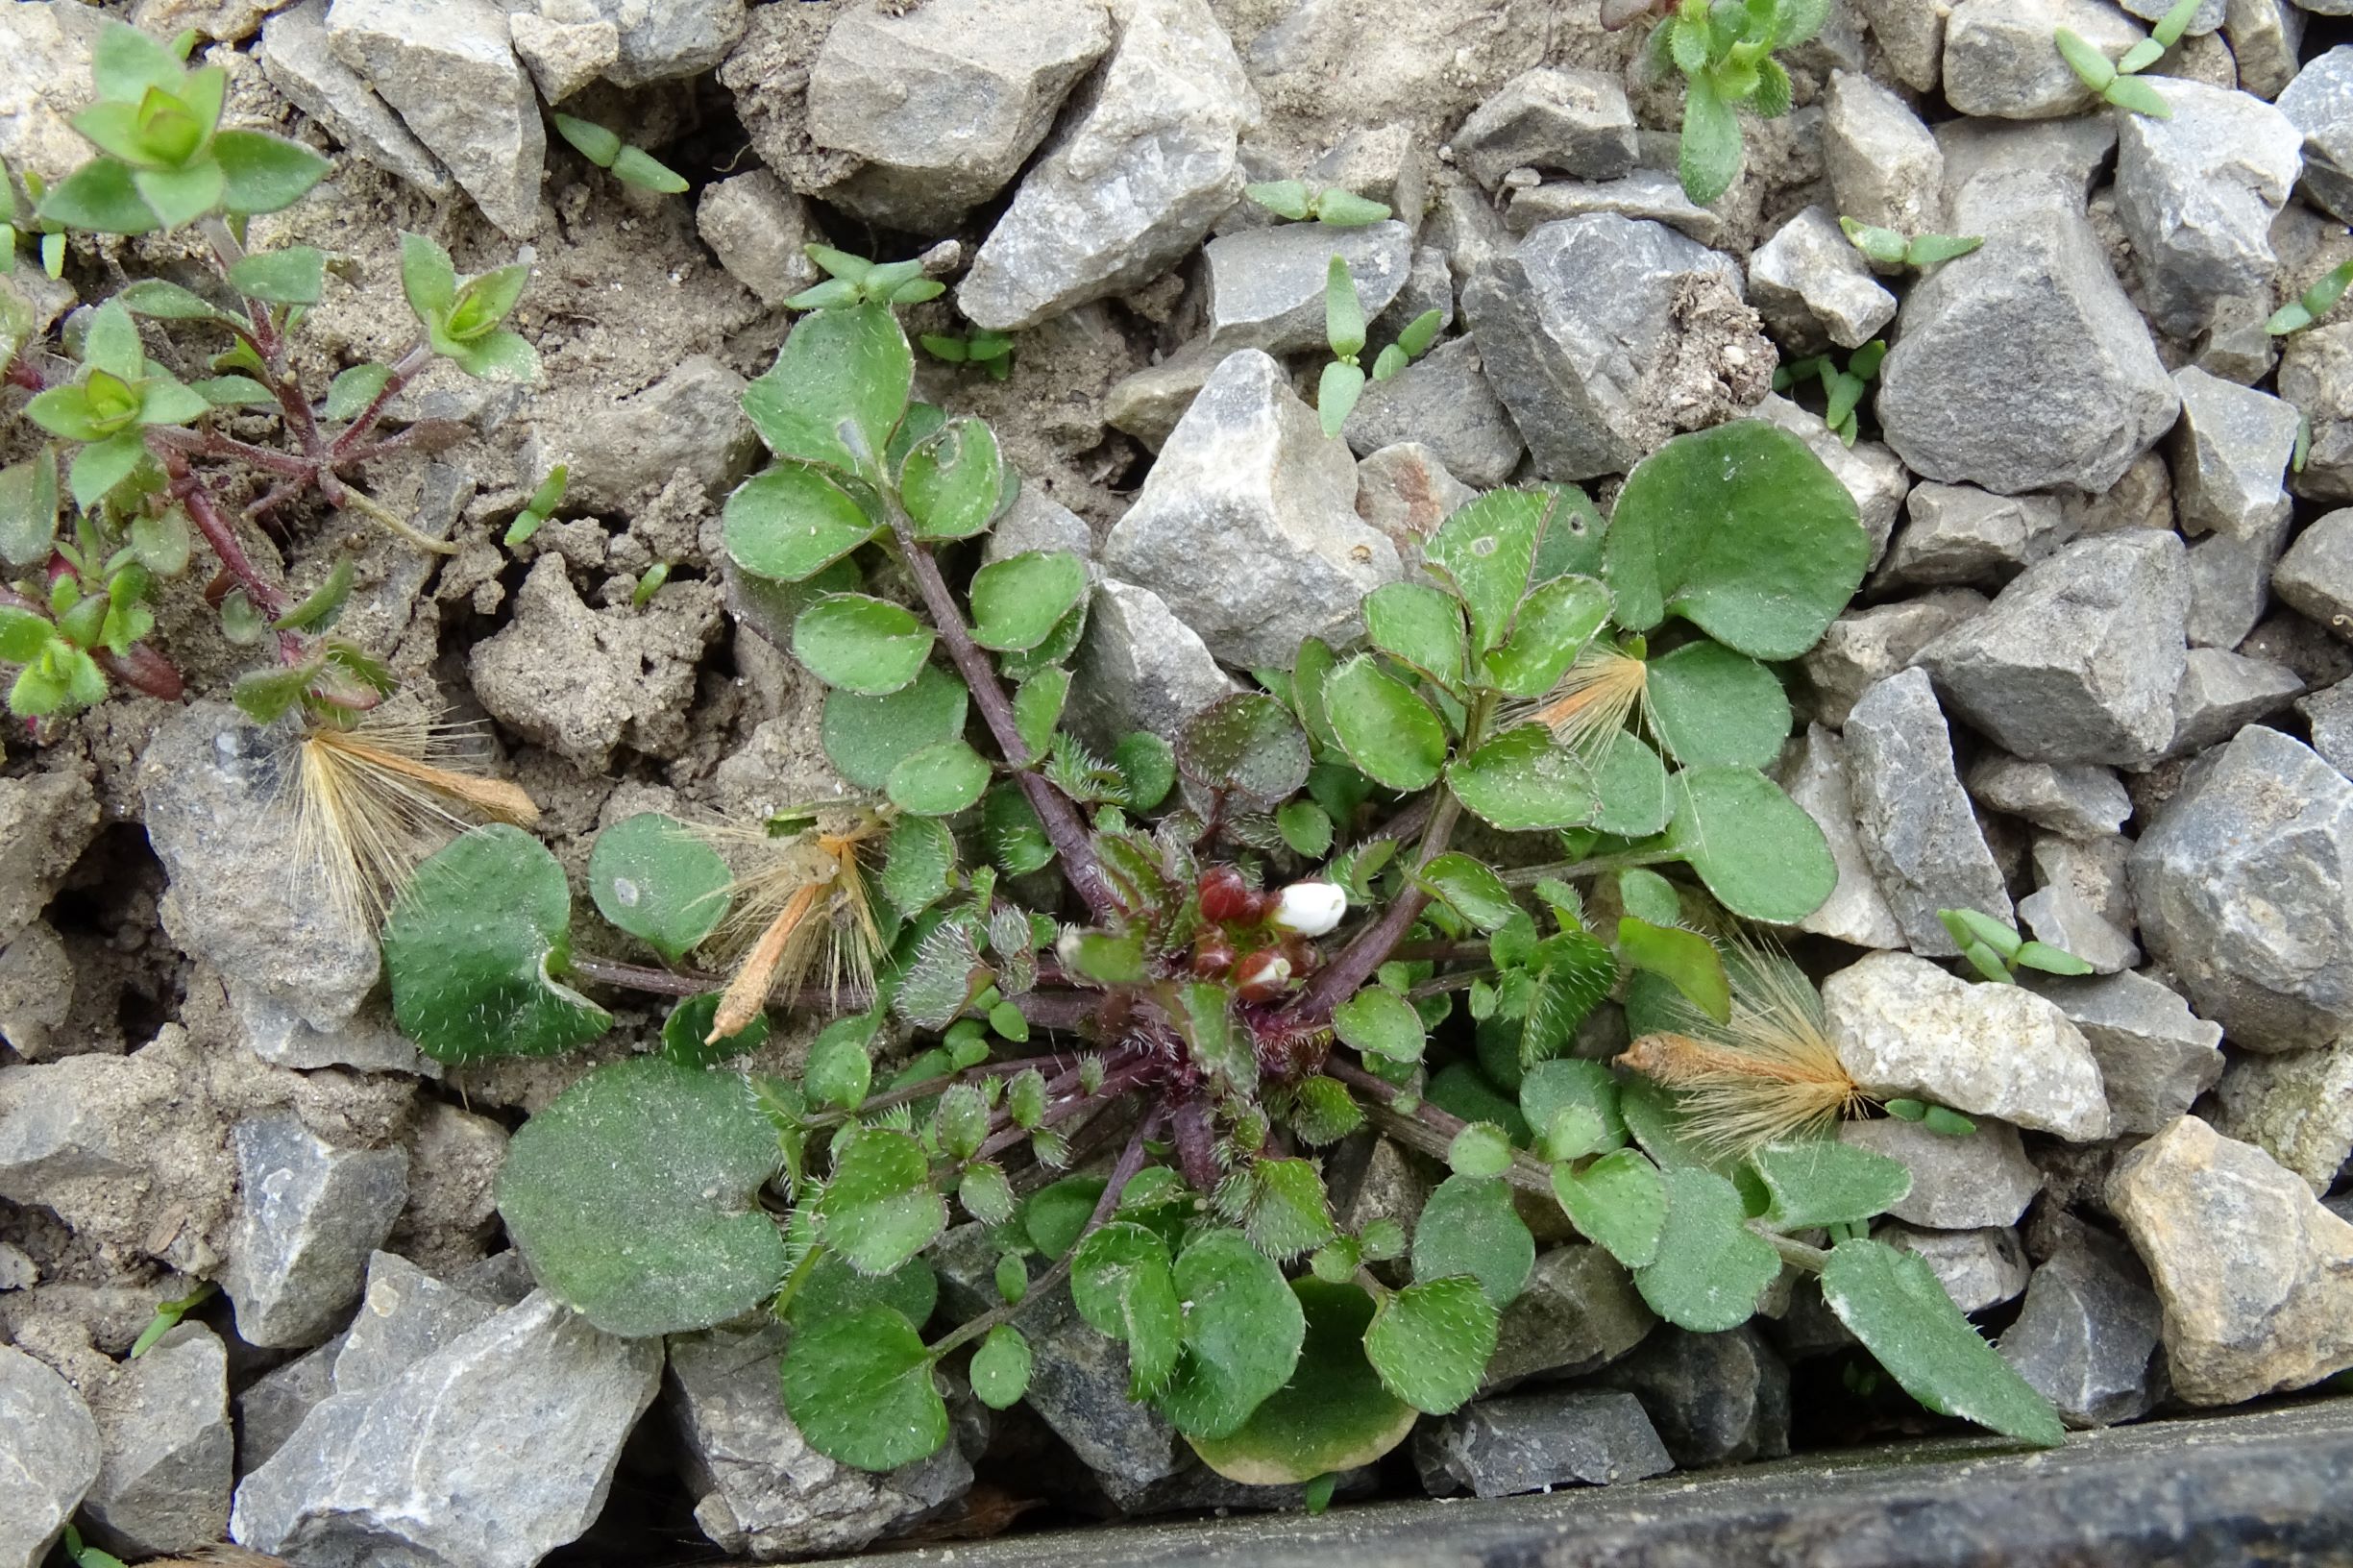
[1191,933,1238,976]
[1234,949,1293,1002]
[1198,865,1263,924]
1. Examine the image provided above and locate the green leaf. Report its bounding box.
[1412,1172,1533,1308]
[1324,654,1447,791]
[211,129,331,215]
[780,1304,949,1471]
[135,374,210,427]
[1318,357,1365,439]
[1679,71,1743,206]
[819,1126,948,1276]
[968,1323,1033,1409]
[92,21,186,102]
[723,463,878,583]
[1072,1220,1173,1336]
[228,245,324,306]
[551,112,624,166]
[114,279,219,319]
[1552,1147,1668,1271]
[193,374,272,406]
[983,785,1054,875]
[745,303,911,478]
[2053,26,2119,88]
[969,550,1086,652]
[497,1056,789,1336]
[1415,852,1517,932]
[1617,868,1681,927]
[1664,766,1835,922]
[660,992,771,1067]
[900,416,1003,540]
[1821,1237,2067,1445]
[382,825,611,1063]
[0,453,60,568]
[0,607,54,664]
[815,669,961,796]
[1483,574,1609,698]
[1592,730,1673,839]
[1446,723,1597,831]
[1448,1122,1512,1178]
[447,328,538,383]
[1189,1279,1418,1482]
[1246,179,1313,220]
[1178,692,1311,802]
[37,158,159,233]
[586,813,729,962]
[1751,1139,1911,1229]
[1522,1059,1627,1155]
[1334,984,1425,1063]
[2016,940,2094,976]
[1324,254,1365,359]
[1154,1229,1308,1439]
[321,362,391,423]
[1245,1157,1338,1259]
[610,143,688,194]
[1314,189,1393,227]
[886,738,992,817]
[1905,233,1984,267]
[1644,639,1790,768]
[1631,1165,1780,1330]
[1398,307,1444,358]
[1426,487,1545,654]
[1270,797,1332,858]
[1363,581,1466,688]
[793,593,934,695]
[1361,1273,1499,1415]
[1515,927,1617,1066]
[1617,916,1730,1023]
[1290,635,1341,752]
[69,429,148,510]
[1605,420,1868,660]
[2103,73,2172,116]
[1013,668,1070,759]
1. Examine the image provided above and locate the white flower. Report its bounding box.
[1268,881,1346,937]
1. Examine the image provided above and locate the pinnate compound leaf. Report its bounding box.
[1189,1279,1418,1483]
[1324,654,1447,791]
[969,1324,1033,1409]
[1750,1139,1911,1230]
[744,303,911,477]
[821,665,968,790]
[1362,1274,1499,1415]
[1551,1147,1665,1267]
[588,812,729,963]
[1821,1237,2066,1446]
[1604,420,1868,660]
[724,463,877,582]
[818,1127,948,1276]
[1412,1173,1533,1309]
[969,550,1086,651]
[780,1304,949,1471]
[384,825,611,1063]
[1179,693,1311,802]
[793,593,934,695]
[497,1056,789,1336]
[1447,723,1598,831]
[1664,766,1836,922]
[1154,1229,1308,1439]
[1644,638,1791,768]
[1632,1165,1780,1331]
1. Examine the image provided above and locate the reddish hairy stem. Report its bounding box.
[1325,1057,1555,1198]
[158,448,292,621]
[328,344,432,457]
[973,1058,1156,1163]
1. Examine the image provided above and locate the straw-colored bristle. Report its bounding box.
[291,702,541,922]
[702,812,887,1041]
[1517,644,1649,756]
[1614,941,1869,1155]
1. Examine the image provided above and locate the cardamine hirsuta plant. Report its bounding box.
[367,271,2067,1482]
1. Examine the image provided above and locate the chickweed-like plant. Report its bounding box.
[1838,219,1983,272]
[1774,339,1885,446]
[368,276,2067,1485]
[0,20,543,733]
[2055,0,2201,119]
[551,112,690,195]
[1622,0,1828,206]
[1244,181,1395,228]
[1318,256,1443,437]
[2266,257,2353,336]
[919,327,1017,380]
[1938,907,2095,986]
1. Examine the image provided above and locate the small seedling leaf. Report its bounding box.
[887,738,992,817]
[970,1324,1033,1409]
[900,416,1003,540]
[744,303,911,478]
[819,1126,949,1276]
[1334,984,1426,1063]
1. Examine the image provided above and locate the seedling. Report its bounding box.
[60,1526,127,1568]
[1882,1097,1978,1137]
[1838,218,1984,271]
[2266,257,2353,336]
[503,465,569,547]
[2055,0,2201,119]
[785,244,945,310]
[551,112,689,194]
[1,160,67,280]
[127,1279,217,1358]
[1938,907,2095,984]
[1627,0,1830,205]
[1244,181,1394,228]
[1774,340,1885,446]
[920,327,1017,380]
[1316,257,1443,437]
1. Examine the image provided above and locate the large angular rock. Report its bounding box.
[1943,0,2144,118]
[1202,220,1413,355]
[1824,70,1946,234]
[2107,1115,2353,1405]
[2299,677,2353,772]
[1776,724,1906,949]
[1100,350,1395,669]
[2029,972,2223,1136]
[2114,80,2302,336]
[1800,590,1983,726]
[543,355,759,512]
[1451,67,1638,188]
[1485,1244,1654,1387]
[0,1342,100,1568]
[2274,507,2353,633]
[806,0,1111,232]
[696,171,818,308]
[1857,0,1950,90]
[561,0,744,84]
[81,1324,233,1557]
[1749,207,1898,354]
[2019,875,2141,974]
[333,1253,504,1397]
[1417,1390,1672,1499]
[1464,215,1766,481]
[1506,172,1727,247]
[1840,1115,2043,1229]
[2171,369,2300,644]
[668,1321,968,1559]
[1587,1326,1790,1466]
[232,1290,662,1567]
[327,0,544,238]
[1876,171,2179,494]
[260,0,452,197]
[2281,326,2353,504]
[1823,950,2111,1139]
[2165,648,2303,757]
[1344,337,1527,489]
[1917,531,2191,768]
[2214,1039,2353,1194]
[1878,1222,2031,1311]
[2130,724,2353,1050]
[959,0,1255,331]
[507,12,617,103]
[1064,579,1240,749]
[0,770,94,949]
[2277,47,2353,224]
[1750,395,1910,569]
[1937,112,2120,203]
[1875,482,2071,591]
[1965,754,2130,838]
[1842,669,2013,955]
[222,1114,408,1351]
[1998,1226,2168,1427]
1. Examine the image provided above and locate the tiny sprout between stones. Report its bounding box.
[2054,0,2200,118]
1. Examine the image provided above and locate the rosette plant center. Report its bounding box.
[377,268,2069,1489]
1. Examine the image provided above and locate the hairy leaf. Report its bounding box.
[1189,1279,1417,1482]
[1821,1237,2066,1445]
[1362,1274,1499,1414]
[588,813,729,963]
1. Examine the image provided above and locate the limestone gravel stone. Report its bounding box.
[1586,1325,1790,1466]
[507,12,616,102]
[1875,482,2071,591]
[1202,220,1413,355]
[1064,579,1241,751]
[1451,67,1638,189]
[2214,1039,2353,1194]
[1841,1115,2043,1229]
[1750,395,1910,569]
[1942,0,2144,118]
[696,172,818,308]
[1998,1226,2168,1427]
[2028,973,2223,1136]
[1749,207,1898,353]
[1965,755,2131,838]
[1842,669,2013,955]
[2020,876,2141,973]
[2129,724,2353,1050]
[1,1344,98,1568]
[1876,171,2179,495]
[2114,79,2303,335]
[326,0,545,238]
[260,0,451,197]
[1823,950,2111,1139]
[1937,112,2120,204]
[1858,0,1952,89]
[2282,321,2353,503]
[2169,370,2300,541]
[222,1114,408,1351]
[806,0,1110,232]
[1484,1244,1654,1388]
[1417,1390,1673,1499]
[1506,172,1727,246]
[2108,1115,2353,1404]
[959,0,1256,331]
[1824,71,1947,235]
[1343,337,1527,489]
[2273,508,2353,634]
[2165,649,2303,756]
[1101,350,1395,669]
[1353,444,1476,572]
[2299,677,2353,772]
[2229,0,2306,99]
[80,1323,232,1558]
[1917,531,2191,768]
[1776,724,1907,949]
[1800,590,1983,726]
[2277,47,2353,224]
[1877,1222,2031,1311]
[0,3,106,189]
[1104,342,1219,453]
